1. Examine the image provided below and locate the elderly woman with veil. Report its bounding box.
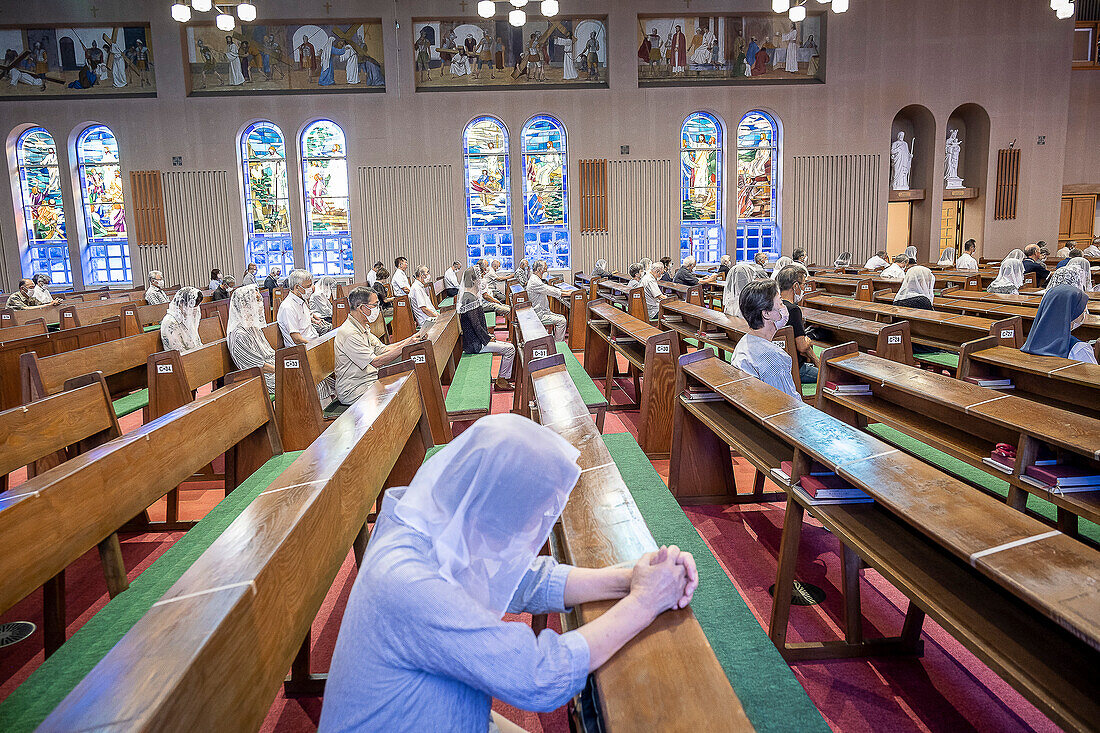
[310,275,337,333]
[722,262,757,319]
[160,287,204,354]
[226,284,277,394]
[320,414,698,733]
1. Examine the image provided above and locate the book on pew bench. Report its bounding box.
[779,460,835,478]
[798,474,873,500]
[681,386,725,403]
[964,376,1015,389]
[983,451,1059,474]
[792,485,874,506]
[822,381,872,396]
[700,329,727,339]
[1020,464,1100,493]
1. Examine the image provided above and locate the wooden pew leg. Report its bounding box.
[284,629,327,697]
[768,499,805,651]
[97,533,130,597]
[731,468,785,504]
[1005,485,1028,512]
[353,522,371,569]
[166,487,180,525]
[840,544,863,645]
[43,571,66,658]
[1056,507,1079,538]
[900,602,926,654]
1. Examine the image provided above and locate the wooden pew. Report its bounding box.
[658,298,802,392]
[525,351,754,732]
[670,350,1100,732]
[58,298,142,329]
[35,363,433,732]
[0,375,280,662]
[656,279,705,307]
[0,317,131,410]
[395,309,464,444]
[584,300,678,457]
[0,319,47,340]
[121,301,170,331]
[273,328,341,451]
[924,296,1100,342]
[958,338,1100,419]
[550,282,588,351]
[806,275,874,300]
[817,344,1100,538]
[597,279,649,321]
[799,306,915,365]
[509,282,530,307]
[389,294,416,341]
[21,316,225,417]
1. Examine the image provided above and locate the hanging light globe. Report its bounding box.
[510,0,528,6]
[772,0,791,12]
[478,0,495,18]
[509,8,526,26]
[541,0,559,17]
[789,4,807,22]
[192,0,212,12]
[216,12,235,31]
[171,2,192,22]
[832,0,849,12]
[237,2,256,22]
[1051,0,1070,9]
[1056,2,1075,17]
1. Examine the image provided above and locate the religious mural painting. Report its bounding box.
[413,17,608,91]
[0,24,155,100]
[637,13,824,86]
[183,20,384,95]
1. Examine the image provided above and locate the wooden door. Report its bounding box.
[1060,197,1073,239]
[1069,195,1095,241]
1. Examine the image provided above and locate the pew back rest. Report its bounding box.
[0,375,279,620]
[274,328,339,450]
[59,299,141,329]
[0,320,47,339]
[40,368,430,732]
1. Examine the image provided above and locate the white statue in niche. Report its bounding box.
[890,131,914,190]
[944,129,964,189]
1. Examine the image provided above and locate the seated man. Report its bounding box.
[241,262,259,285]
[673,256,718,287]
[1022,243,1051,287]
[776,265,819,387]
[278,269,326,346]
[409,265,439,328]
[441,261,462,299]
[485,259,507,301]
[212,275,235,301]
[879,253,908,280]
[716,254,732,276]
[626,263,643,289]
[526,260,567,341]
[730,279,801,400]
[864,250,889,270]
[792,247,808,266]
[641,262,671,320]
[752,252,769,278]
[476,258,510,318]
[1057,248,1083,269]
[145,269,170,305]
[334,286,426,405]
[956,239,979,270]
[391,256,412,296]
[366,260,384,287]
[6,278,60,310]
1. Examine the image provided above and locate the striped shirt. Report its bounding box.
[227,328,275,394]
[731,333,801,400]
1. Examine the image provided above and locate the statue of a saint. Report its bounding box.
[890,131,913,191]
[944,129,964,189]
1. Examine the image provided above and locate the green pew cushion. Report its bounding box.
[811,344,826,358]
[142,324,160,332]
[485,311,497,329]
[602,433,828,732]
[437,296,455,310]
[866,423,1099,543]
[445,353,493,415]
[914,350,959,369]
[112,388,149,418]
[556,343,606,407]
[801,383,817,397]
[0,450,303,733]
[323,399,350,419]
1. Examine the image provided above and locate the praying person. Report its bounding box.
[30,274,54,304]
[864,250,889,270]
[591,258,612,278]
[334,287,427,405]
[319,414,697,733]
[641,262,670,320]
[879,253,908,280]
[717,254,732,276]
[730,279,801,399]
[209,268,223,291]
[145,270,169,305]
[227,284,277,394]
[722,263,756,319]
[957,240,978,270]
[409,265,439,328]
[212,275,235,301]
[987,259,1024,295]
[442,261,462,299]
[458,268,516,391]
[1021,286,1097,364]
[391,257,412,296]
[526,261,567,341]
[160,286,204,353]
[937,248,956,266]
[892,265,935,310]
[833,251,852,268]
[241,262,259,285]
[309,276,337,334]
[674,256,717,286]
[6,278,60,310]
[1022,244,1050,287]
[752,252,769,278]
[777,265,819,386]
[626,263,644,289]
[278,269,325,346]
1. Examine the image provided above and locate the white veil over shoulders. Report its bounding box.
[227,284,269,334]
[722,263,757,318]
[893,265,936,304]
[391,414,581,616]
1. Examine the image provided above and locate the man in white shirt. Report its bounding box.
[879,253,908,280]
[442,261,462,298]
[391,257,411,296]
[409,265,439,328]
[864,251,889,270]
[526,261,567,341]
[485,259,507,301]
[641,263,671,320]
[956,239,979,270]
[278,268,324,345]
[477,257,510,317]
[366,261,383,287]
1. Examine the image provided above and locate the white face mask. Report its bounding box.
[366,306,380,323]
[773,303,790,329]
[1071,314,1084,331]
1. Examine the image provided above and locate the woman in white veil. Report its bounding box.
[772,256,793,276]
[160,286,204,353]
[1005,248,1025,261]
[937,247,956,266]
[904,246,917,265]
[226,284,276,394]
[310,275,337,328]
[892,265,936,309]
[987,259,1024,295]
[320,414,697,733]
[722,263,757,319]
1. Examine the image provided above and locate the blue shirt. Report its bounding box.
[319,490,590,733]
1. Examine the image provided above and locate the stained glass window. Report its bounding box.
[76,125,132,284]
[463,116,513,269]
[521,116,569,271]
[736,111,780,261]
[300,120,353,277]
[680,112,724,265]
[15,127,70,285]
[240,121,293,277]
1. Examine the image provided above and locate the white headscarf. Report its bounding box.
[833,251,852,267]
[227,284,269,335]
[310,276,337,318]
[893,265,935,304]
[1005,249,1025,261]
[1083,244,1100,257]
[162,286,203,353]
[391,414,581,616]
[313,276,337,301]
[773,256,793,275]
[1048,257,1093,293]
[988,259,1024,292]
[904,246,917,262]
[722,263,757,318]
[937,248,956,265]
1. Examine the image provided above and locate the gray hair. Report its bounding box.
[287,268,312,289]
[720,254,732,265]
[415,265,430,278]
[222,274,236,285]
[348,285,377,310]
[148,269,163,282]
[532,260,548,274]
[649,262,664,274]
[682,255,697,268]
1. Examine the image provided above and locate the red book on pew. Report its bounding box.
[1022,465,1100,492]
[798,474,871,501]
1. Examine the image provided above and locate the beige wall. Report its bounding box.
[1064,69,1100,187]
[0,0,1082,291]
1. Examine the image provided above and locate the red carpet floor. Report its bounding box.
[0,345,1063,732]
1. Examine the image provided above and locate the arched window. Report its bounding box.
[736,111,780,260]
[680,112,723,265]
[521,115,569,270]
[240,121,293,277]
[14,127,70,284]
[76,124,132,284]
[463,116,513,268]
[300,120,352,277]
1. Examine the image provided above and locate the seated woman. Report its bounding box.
[1084,240,1100,257]
[591,258,612,278]
[987,259,1024,295]
[892,266,935,310]
[833,251,852,268]
[309,276,337,334]
[721,262,756,319]
[319,415,696,733]
[1058,256,1097,292]
[227,284,276,394]
[905,245,917,265]
[458,268,516,391]
[160,286,204,354]
[730,279,801,400]
[1004,248,1025,261]
[625,263,643,289]
[937,247,956,267]
[1022,285,1097,364]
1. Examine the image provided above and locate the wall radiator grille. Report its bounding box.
[791,154,882,266]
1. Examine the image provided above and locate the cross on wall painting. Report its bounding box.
[412,16,608,91]
[182,20,384,96]
[637,13,825,86]
[0,24,156,100]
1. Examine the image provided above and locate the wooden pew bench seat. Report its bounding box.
[0,449,302,733]
[444,352,494,421]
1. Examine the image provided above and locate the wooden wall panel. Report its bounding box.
[579,159,609,233]
[994,148,1020,220]
[158,170,238,288]
[791,154,881,266]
